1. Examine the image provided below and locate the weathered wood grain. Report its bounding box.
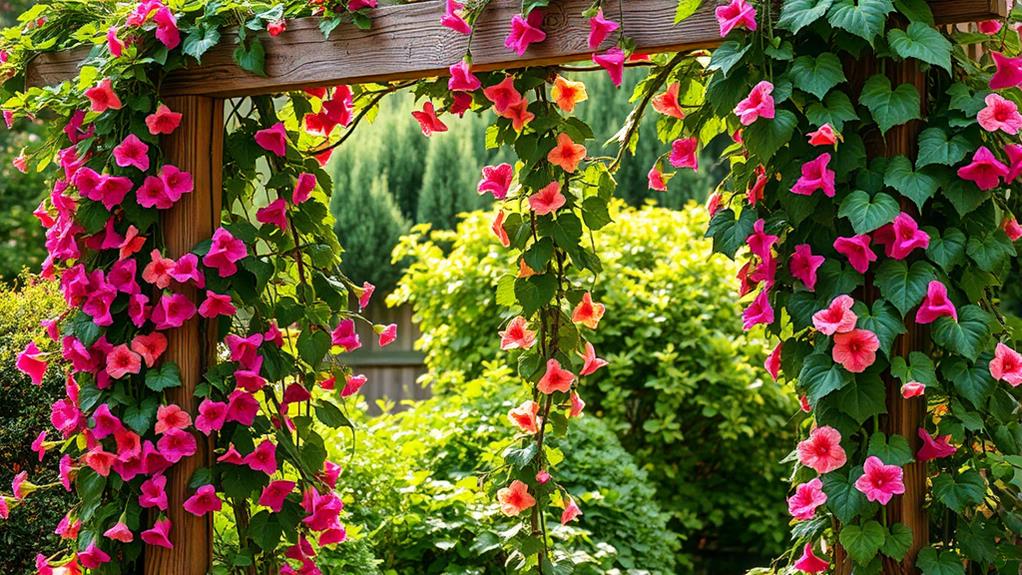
[142,95,222,575]
[932,0,1009,24]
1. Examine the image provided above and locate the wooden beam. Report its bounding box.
[931,0,1009,24]
[142,95,222,575]
[26,0,719,97]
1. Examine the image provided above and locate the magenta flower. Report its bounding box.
[235,369,266,392]
[990,51,1022,90]
[958,146,1009,190]
[448,61,481,92]
[226,390,260,425]
[16,341,47,385]
[537,358,575,394]
[146,103,182,135]
[1004,216,1022,240]
[978,93,1022,134]
[12,471,29,500]
[854,456,905,504]
[183,484,222,516]
[128,293,151,327]
[741,289,774,330]
[113,134,150,171]
[648,163,669,191]
[411,101,448,137]
[715,0,757,37]
[789,244,825,291]
[302,489,345,531]
[255,122,289,157]
[331,318,362,352]
[84,78,122,113]
[989,342,1022,386]
[979,19,1003,34]
[156,428,197,464]
[203,228,248,277]
[670,137,698,170]
[106,26,124,57]
[734,81,775,125]
[875,212,929,260]
[137,176,171,209]
[746,218,778,261]
[797,426,847,474]
[293,172,316,204]
[141,517,173,549]
[915,281,957,324]
[478,163,514,199]
[917,428,956,461]
[378,323,398,347]
[198,291,236,319]
[791,153,835,197]
[108,259,140,295]
[1006,143,1022,182]
[169,253,204,288]
[505,11,545,56]
[153,7,180,49]
[31,431,47,462]
[833,328,879,373]
[257,198,288,231]
[139,475,168,510]
[793,543,829,573]
[441,0,471,34]
[588,9,619,50]
[593,48,626,87]
[259,480,296,513]
[193,400,226,438]
[833,234,877,274]
[104,521,133,543]
[341,374,368,397]
[105,344,142,379]
[282,383,311,406]
[765,343,782,381]
[217,444,244,465]
[151,293,197,330]
[245,440,278,476]
[92,403,123,439]
[812,295,858,335]
[160,165,194,203]
[78,542,111,569]
[787,478,827,521]
[901,381,926,398]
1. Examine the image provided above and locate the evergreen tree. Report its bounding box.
[415,115,488,230]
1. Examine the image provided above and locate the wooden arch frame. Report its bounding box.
[23,0,1008,573]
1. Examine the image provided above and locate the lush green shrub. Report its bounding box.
[0,276,72,575]
[321,364,677,574]
[389,204,798,570]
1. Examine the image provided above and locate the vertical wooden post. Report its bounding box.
[143,95,223,575]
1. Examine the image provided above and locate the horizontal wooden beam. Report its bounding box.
[931,0,1009,24]
[26,0,720,97]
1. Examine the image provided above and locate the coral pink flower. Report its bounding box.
[157,428,197,464]
[833,235,877,274]
[789,244,825,291]
[154,404,191,435]
[183,484,222,516]
[716,0,757,36]
[978,93,1022,134]
[537,358,575,394]
[503,98,535,131]
[670,137,698,170]
[509,400,541,433]
[807,124,839,146]
[341,373,368,397]
[256,198,288,231]
[648,163,669,191]
[593,48,626,87]
[412,101,448,136]
[547,133,587,173]
[570,390,586,417]
[441,0,471,34]
[78,542,111,569]
[505,11,545,56]
[788,478,827,520]
[84,79,122,113]
[152,293,197,330]
[551,76,588,113]
[812,295,858,335]
[245,440,278,475]
[478,163,514,199]
[990,52,1022,90]
[572,292,605,329]
[483,76,522,114]
[198,291,236,318]
[141,518,173,549]
[139,475,168,510]
[529,181,566,216]
[797,426,847,474]
[259,480,296,512]
[742,289,774,330]
[492,211,511,247]
[497,480,536,516]
[500,316,537,351]
[358,282,375,310]
[652,82,685,119]
[794,543,829,573]
[55,513,79,539]
[765,343,782,381]
[901,381,926,398]
[958,146,1009,190]
[113,134,150,171]
[378,323,398,347]
[293,172,316,204]
[448,61,481,92]
[1003,216,1022,240]
[734,81,775,125]
[203,228,248,277]
[143,249,175,288]
[106,344,142,379]
[915,281,957,324]
[255,122,288,157]
[791,153,835,197]
[267,20,285,36]
[331,318,361,352]
[989,342,1022,386]
[104,521,133,543]
[16,341,47,385]
[579,342,608,376]
[917,428,956,461]
[832,329,879,373]
[146,104,182,135]
[561,498,582,525]
[854,456,905,504]
[588,9,619,49]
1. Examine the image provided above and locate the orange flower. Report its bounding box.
[547,133,587,173]
[497,480,536,516]
[491,210,510,247]
[551,76,588,112]
[508,400,541,433]
[651,82,685,119]
[571,292,605,329]
[502,98,534,132]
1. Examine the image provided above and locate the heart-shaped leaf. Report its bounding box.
[860,75,921,134]
[839,190,900,234]
[875,260,937,316]
[789,52,847,99]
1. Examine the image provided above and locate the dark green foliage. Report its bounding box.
[415,114,490,230]
[0,276,72,575]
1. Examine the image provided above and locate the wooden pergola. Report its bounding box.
[23,0,1009,573]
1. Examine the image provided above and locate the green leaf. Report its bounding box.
[581,196,612,230]
[916,547,965,575]
[839,520,887,564]
[233,38,266,76]
[888,22,952,73]
[823,468,871,523]
[884,156,938,210]
[932,470,986,513]
[514,274,557,317]
[957,517,998,564]
[745,109,797,162]
[833,373,888,424]
[828,0,895,44]
[916,127,970,169]
[966,231,1016,272]
[868,433,914,466]
[674,0,702,23]
[539,212,583,250]
[932,305,992,361]
[315,400,352,429]
[925,227,967,271]
[893,0,934,23]
[789,52,846,99]
[708,41,751,77]
[123,397,159,435]
[248,511,283,551]
[778,0,835,33]
[854,300,907,356]
[942,355,997,407]
[505,444,538,469]
[874,260,936,316]
[800,350,853,404]
[807,91,859,131]
[705,207,757,258]
[889,351,937,386]
[859,75,921,134]
[942,179,988,217]
[839,190,899,234]
[882,523,914,561]
[523,238,554,272]
[145,362,182,392]
[297,329,331,368]
[182,24,221,62]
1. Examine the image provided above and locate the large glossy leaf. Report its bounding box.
[789,52,847,99]
[932,305,992,361]
[778,0,835,33]
[860,75,921,134]
[828,0,895,44]
[875,260,936,316]
[839,190,899,234]
[888,22,952,73]
[839,520,887,564]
